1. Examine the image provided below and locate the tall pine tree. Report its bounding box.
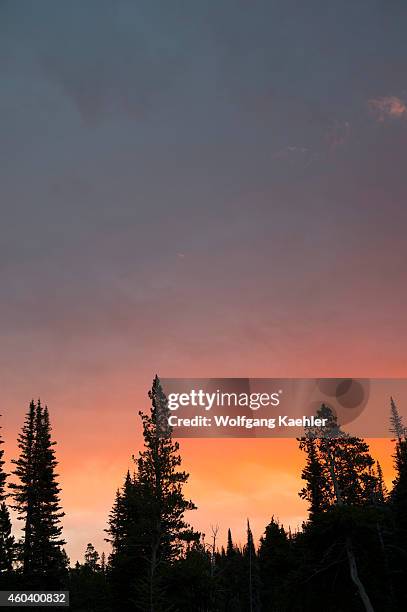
[106,377,198,611]
[0,414,15,574]
[10,400,66,585]
[9,400,36,574]
[299,405,378,612]
[244,520,261,612]
[390,397,407,529]
[135,376,198,610]
[106,471,146,610]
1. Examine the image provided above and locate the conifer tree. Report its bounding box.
[33,404,65,573]
[219,528,244,610]
[244,520,261,612]
[302,405,376,612]
[226,528,236,558]
[0,504,14,574]
[0,415,15,573]
[391,403,407,542]
[387,398,407,607]
[105,471,145,609]
[374,462,388,504]
[9,400,36,574]
[390,397,406,442]
[299,436,329,518]
[258,518,291,611]
[303,404,377,507]
[10,400,66,582]
[136,376,198,610]
[84,543,100,571]
[0,417,6,497]
[100,552,106,575]
[389,396,407,517]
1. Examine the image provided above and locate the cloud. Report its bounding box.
[325,120,350,150]
[368,96,407,121]
[0,1,199,125]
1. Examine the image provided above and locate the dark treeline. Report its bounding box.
[1,381,407,611]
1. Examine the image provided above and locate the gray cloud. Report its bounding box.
[0,1,206,123]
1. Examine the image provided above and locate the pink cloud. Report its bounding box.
[368,96,407,122]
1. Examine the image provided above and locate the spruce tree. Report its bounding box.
[0,504,14,574]
[219,528,244,610]
[390,397,406,442]
[0,416,6,497]
[244,520,261,612]
[258,518,291,611]
[84,543,100,571]
[105,472,145,609]
[299,436,329,518]
[136,376,198,610]
[226,528,236,558]
[392,440,407,525]
[389,396,407,529]
[0,414,15,574]
[389,399,407,607]
[106,378,199,610]
[303,404,377,507]
[301,405,377,612]
[33,404,65,576]
[9,400,36,574]
[10,400,66,583]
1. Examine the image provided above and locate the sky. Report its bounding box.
[1,0,407,562]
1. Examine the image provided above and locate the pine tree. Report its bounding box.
[302,405,377,612]
[388,400,407,607]
[244,520,261,612]
[136,375,198,611]
[9,400,36,574]
[299,436,329,518]
[0,414,15,574]
[303,404,377,507]
[84,543,100,571]
[10,400,66,583]
[226,528,236,558]
[219,528,244,610]
[0,504,14,573]
[391,424,407,541]
[390,397,407,525]
[100,552,106,575]
[375,462,388,504]
[390,397,406,442]
[258,518,292,611]
[32,403,66,579]
[105,472,145,609]
[0,416,6,498]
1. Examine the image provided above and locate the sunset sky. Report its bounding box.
[1,0,407,563]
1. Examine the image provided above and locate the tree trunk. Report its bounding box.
[149,541,158,612]
[345,537,375,612]
[327,445,374,612]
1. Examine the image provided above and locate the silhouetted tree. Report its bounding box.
[9,400,36,575]
[390,397,406,442]
[10,400,66,585]
[244,520,261,612]
[69,544,110,612]
[84,543,100,571]
[106,471,145,610]
[299,436,329,518]
[300,405,378,612]
[0,415,14,574]
[258,518,292,611]
[135,375,198,611]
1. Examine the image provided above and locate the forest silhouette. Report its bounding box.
[0,376,406,611]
